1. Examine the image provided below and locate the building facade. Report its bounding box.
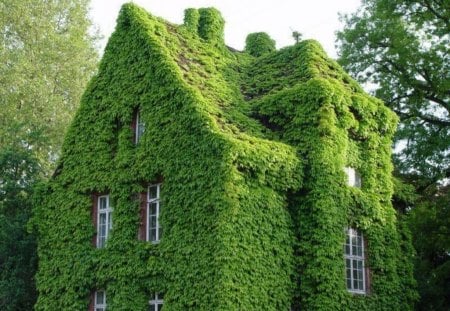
[33,4,416,310]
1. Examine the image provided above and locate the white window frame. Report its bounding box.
[344,167,361,188]
[149,292,163,311]
[344,228,366,294]
[94,290,106,311]
[97,195,112,248]
[146,184,162,243]
[135,110,145,144]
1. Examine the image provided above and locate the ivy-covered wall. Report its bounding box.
[32,3,416,310]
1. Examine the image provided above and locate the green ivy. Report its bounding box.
[244,32,276,57]
[32,3,416,310]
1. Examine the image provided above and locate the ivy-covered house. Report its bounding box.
[33,3,416,310]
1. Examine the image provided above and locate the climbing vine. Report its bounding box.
[32,3,416,310]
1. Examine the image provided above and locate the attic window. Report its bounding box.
[134,110,145,144]
[344,167,361,188]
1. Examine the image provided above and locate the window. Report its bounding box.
[344,167,361,187]
[147,184,162,242]
[135,110,145,143]
[344,228,366,293]
[149,293,163,311]
[97,195,112,248]
[94,290,106,311]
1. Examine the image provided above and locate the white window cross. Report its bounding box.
[149,292,163,311]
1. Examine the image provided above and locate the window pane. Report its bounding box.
[345,244,350,255]
[150,202,157,215]
[358,267,363,280]
[157,304,163,311]
[100,225,106,237]
[358,280,364,290]
[98,236,105,248]
[99,197,107,210]
[357,235,362,247]
[99,213,106,226]
[99,223,106,237]
[353,277,359,289]
[150,215,157,228]
[138,121,145,140]
[149,228,157,241]
[149,186,158,199]
[96,291,104,304]
[357,260,363,270]
[353,260,359,278]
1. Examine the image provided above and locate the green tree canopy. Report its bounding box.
[0,0,99,174]
[0,142,39,310]
[337,1,450,309]
[336,0,450,185]
[0,1,99,309]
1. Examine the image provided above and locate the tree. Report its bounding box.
[0,142,39,310]
[407,190,450,310]
[337,1,450,309]
[0,1,99,309]
[336,0,449,184]
[0,0,99,174]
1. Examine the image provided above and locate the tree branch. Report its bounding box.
[394,109,450,127]
[422,0,450,31]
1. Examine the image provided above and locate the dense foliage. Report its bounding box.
[243,39,416,310]
[33,3,416,310]
[0,0,99,174]
[408,190,450,310]
[336,0,450,181]
[0,143,39,310]
[244,32,276,57]
[0,1,99,309]
[337,1,449,309]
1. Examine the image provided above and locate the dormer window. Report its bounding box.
[135,110,145,144]
[344,167,361,188]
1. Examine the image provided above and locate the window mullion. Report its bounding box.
[156,200,160,241]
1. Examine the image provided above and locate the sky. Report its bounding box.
[89,0,361,58]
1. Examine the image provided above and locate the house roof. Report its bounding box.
[56,3,396,192]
